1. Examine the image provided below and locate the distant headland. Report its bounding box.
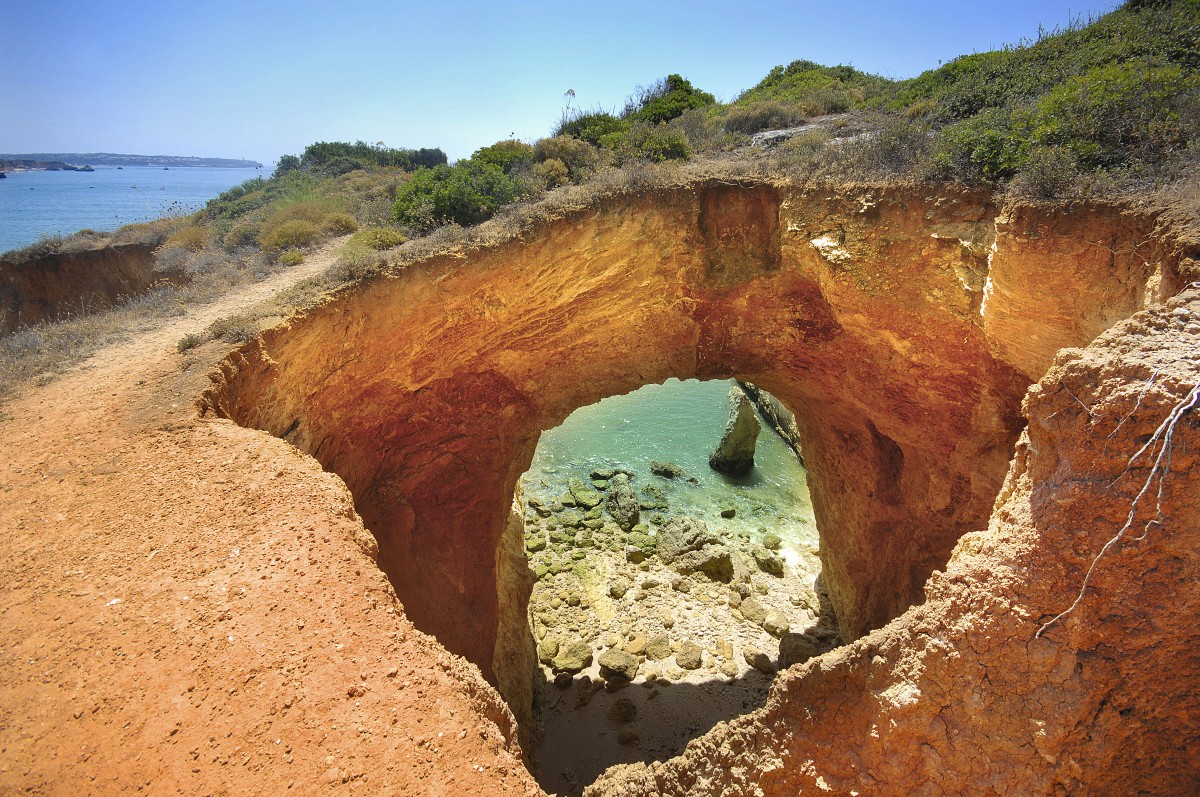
[0,153,263,171]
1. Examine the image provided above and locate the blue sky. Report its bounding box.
[0,0,1121,167]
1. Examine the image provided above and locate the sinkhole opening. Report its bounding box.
[518,378,841,796]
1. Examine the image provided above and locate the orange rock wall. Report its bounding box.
[0,240,174,335]
[589,289,1200,796]
[201,181,1177,736]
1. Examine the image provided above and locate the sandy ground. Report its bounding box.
[0,239,541,795]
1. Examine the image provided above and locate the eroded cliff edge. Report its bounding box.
[589,287,1200,796]
[200,177,1196,790]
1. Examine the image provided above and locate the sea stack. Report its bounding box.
[709,385,761,476]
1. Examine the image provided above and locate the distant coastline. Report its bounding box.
[0,152,263,170]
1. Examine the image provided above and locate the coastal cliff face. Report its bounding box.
[201,179,1190,789]
[0,240,173,335]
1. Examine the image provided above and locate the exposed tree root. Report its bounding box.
[1037,377,1200,638]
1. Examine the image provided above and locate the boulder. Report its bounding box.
[779,633,824,668]
[598,650,641,682]
[763,608,791,637]
[639,484,669,511]
[537,636,560,665]
[657,516,733,582]
[708,386,761,476]
[762,532,783,550]
[645,634,671,661]
[743,645,776,674]
[752,546,785,577]
[676,639,703,670]
[568,478,603,509]
[624,633,648,656]
[650,461,686,479]
[552,640,593,673]
[739,596,767,625]
[605,473,640,532]
[609,575,631,599]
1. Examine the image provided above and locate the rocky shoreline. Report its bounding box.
[522,458,840,793]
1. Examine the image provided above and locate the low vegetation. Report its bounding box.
[3,0,1196,401]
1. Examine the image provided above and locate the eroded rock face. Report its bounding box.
[587,289,1200,797]
[202,180,1180,734]
[0,239,174,335]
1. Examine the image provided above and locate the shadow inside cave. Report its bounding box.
[535,666,777,797]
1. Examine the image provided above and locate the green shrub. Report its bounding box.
[533,136,598,181]
[349,227,408,250]
[274,154,301,177]
[331,245,386,282]
[1030,60,1200,167]
[279,248,305,266]
[207,312,260,343]
[471,140,535,174]
[392,161,525,231]
[735,60,893,114]
[556,111,628,146]
[624,74,716,124]
[723,101,807,134]
[164,225,210,252]
[321,212,359,234]
[932,107,1032,180]
[177,332,205,352]
[205,179,269,220]
[223,222,261,250]
[300,141,447,174]
[637,128,692,162]
[258,219,321,251]
[532,158,570,188]
[1009,146,1084,199]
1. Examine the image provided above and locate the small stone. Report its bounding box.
[658,608,675,629]
[763,609,790,637]
[645,634,671,661]
[762,532,783,550]
[720,660,739,678]
[739,596,767,625]
[624,634,648,656]
[598,650,641,682]
[676,640,703,670]
[752,547,785,577]
[609,576,631,599]
[525,536,546,553]
[720,507,736,519]
[743,645,776,674]
[591,479,610,490]
[554,671,574,688]
[552,640,593,673]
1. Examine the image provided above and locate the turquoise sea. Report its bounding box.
[522,378,817,549]
[0,166,263,254]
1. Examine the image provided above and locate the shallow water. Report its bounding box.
[0,166,264,253]
[521,378,817,553]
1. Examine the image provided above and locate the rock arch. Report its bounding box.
[202,179,1176,732]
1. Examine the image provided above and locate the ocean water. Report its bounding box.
[0,166,264,254]
[521,378,818,549]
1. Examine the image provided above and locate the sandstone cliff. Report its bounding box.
[201,179,1187,769]
[0,238,174,335]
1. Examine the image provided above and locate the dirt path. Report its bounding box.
[0,239,543,795]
